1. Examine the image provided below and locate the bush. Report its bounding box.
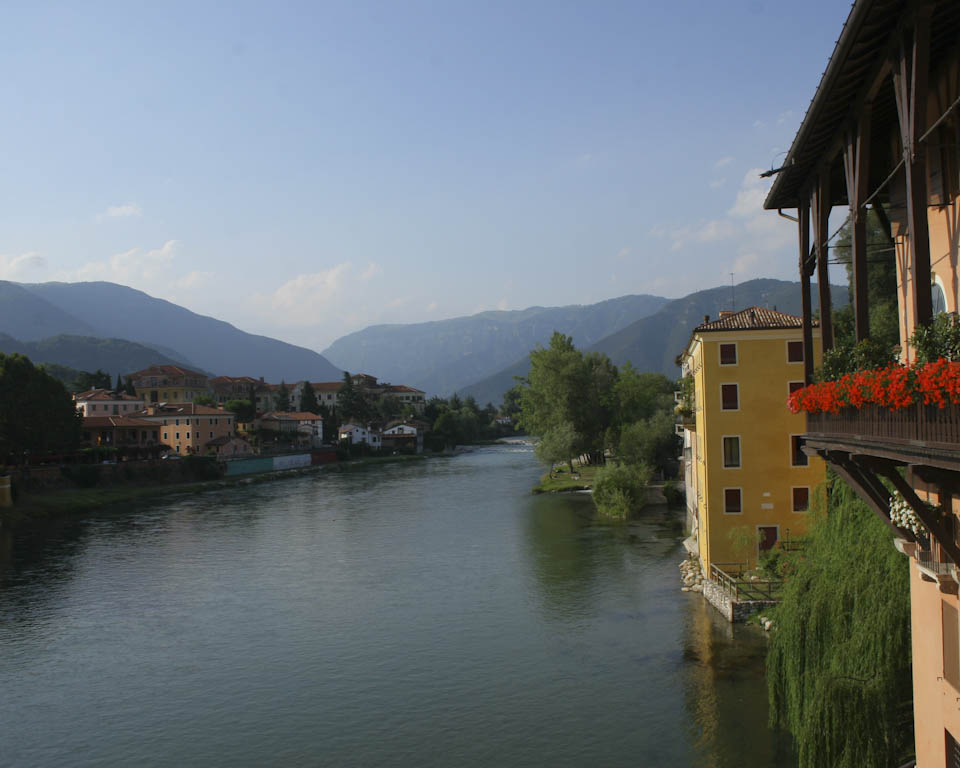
[61,464,102,488]
[179,455,221,481]
[818,337,899,381]
[662,479,684,507]
[592,462,651,518]
[911,312,960,363]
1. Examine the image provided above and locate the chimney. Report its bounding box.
[704,315,710,323]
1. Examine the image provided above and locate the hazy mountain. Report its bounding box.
[323,294,670,395]
[0,281,100,341]
[459,279,850,406]
[0,334,194,379]
[14,281,341,381]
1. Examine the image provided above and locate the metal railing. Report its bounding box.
[711,562,784,602]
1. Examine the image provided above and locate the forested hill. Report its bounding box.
[458,279,849,406]
[322,294,669,396]
[5,281,342,381]
[0,334,196,383]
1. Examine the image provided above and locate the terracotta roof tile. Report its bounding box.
[693,306,813,332]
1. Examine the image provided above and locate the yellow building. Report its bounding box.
[129,365,210,404]
[680,307,825,576]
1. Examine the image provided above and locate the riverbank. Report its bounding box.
[531,464,600,494]
[0,453,433,529]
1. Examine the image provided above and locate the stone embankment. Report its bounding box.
[679,554,703,592]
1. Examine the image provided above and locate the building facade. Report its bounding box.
[129,365,210,405]
[763,1,960,762]
[680,308,826,575]
[74,389,145,416]
[132,403,234,455]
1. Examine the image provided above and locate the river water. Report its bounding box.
[0,444,793,767]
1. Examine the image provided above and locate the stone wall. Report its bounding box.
[701,574,780,623]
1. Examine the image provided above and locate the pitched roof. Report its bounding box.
[82,416,158,428]
[74,388,142,401]
[261,411,323,421]
[693,306,810,333]
[386,385,425,394]
[312,381,344,392]
[132,403,226,417]
[206,435,250,446]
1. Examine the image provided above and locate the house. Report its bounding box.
[258,411,324,447]
[679,308,826,581]
[209,375,262,406]
[762,1,960,762]
[381,420,425,454]
[382,384,427,414]
[205,435,254,458]
[74,388,145,417]
[131,403,235,456]
[81,416,161,450]
[338,423,381,448]
[128,365,210,405]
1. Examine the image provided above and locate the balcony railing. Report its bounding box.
[806,403,960,451]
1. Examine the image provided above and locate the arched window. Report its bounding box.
[932,277,948,315]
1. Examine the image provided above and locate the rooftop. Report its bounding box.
[694,306,809,332]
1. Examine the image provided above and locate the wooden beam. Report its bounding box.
[892,10,934,328]
[798,200,815,384]
[874,461,960,566]
[843,105,872,342]
[813,174,834,350]
[829,452,915,542]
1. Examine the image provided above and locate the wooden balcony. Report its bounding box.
[805,403,960,471]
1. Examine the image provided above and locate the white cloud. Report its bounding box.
[776,110,794,126]
[0,252,47,280]
[616,247,630,259]
[57,240,178,286]
[359,262,382,281]
[753,120,766,130]
[714,156,734,169]
[100,202,142,219]
[709,178,727,189]
[426,301,438,312]
[497,297,508,311]
[728,168,770,218]
[667,219,735,251]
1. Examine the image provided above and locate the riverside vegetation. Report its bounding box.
[513,332,679,516]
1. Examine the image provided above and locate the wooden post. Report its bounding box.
[813,175,834,350]
[843,107,872,341]
[892,11,933,328]
[798,200,815,384]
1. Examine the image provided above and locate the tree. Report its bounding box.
[225,399,255,423]
[767,478,913,768]
[502,383,523,418]
[618,412,679,476]
[115,373,123,392]
[74,369,112,392]
[0,353,82,461]
[275,381,290,412]
[377,395,401,422]
[124,376,137,396]
[534,421,579,477]
[299,381,318,413]
[194,393,216,406]
[337,371,372,423]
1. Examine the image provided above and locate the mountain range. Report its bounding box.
[322,294,670,396]
[458,278,849,406]
[0,281,341,381]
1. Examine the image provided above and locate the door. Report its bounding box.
[758,526,779,553]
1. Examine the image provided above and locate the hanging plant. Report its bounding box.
[888,492,927,538]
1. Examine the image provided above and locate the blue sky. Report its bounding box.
[0,1,852,350]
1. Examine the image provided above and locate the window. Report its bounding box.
[724,488,742,514]
[719,343,737,365]
[721,383,739,410]
[195,432,199,439]
[792,487,810,513]
[791,435,808,466]
[175,432,180,440]
[788,381,804,395]
[722,436,741,468]
[163,432,168,440]
[175,419,180,426]
[186,419,191,426]
[944,601,960,691]
[113,405,119,414]
[787,340,804,363]
[210,431,214,439]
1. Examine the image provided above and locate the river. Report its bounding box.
[0,443,793,767]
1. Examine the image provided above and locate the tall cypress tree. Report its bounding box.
[299,381,318,413]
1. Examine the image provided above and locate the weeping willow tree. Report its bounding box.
[767,476,913,768]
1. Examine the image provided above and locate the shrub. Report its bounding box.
[179,455,221,481]
[662,479,684,507]
[592,462,651,518]
[61,464,102,488]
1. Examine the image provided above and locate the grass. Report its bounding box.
[531,463,601,494]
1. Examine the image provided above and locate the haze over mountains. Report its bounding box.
[322,295,669,396]
[0,278,846,403]
[459,279,849,406]
[0,281,341,381]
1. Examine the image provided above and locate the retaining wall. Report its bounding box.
[702,575,779,623]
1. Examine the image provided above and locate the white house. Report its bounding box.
[338,423,381,448]
[74,388,145,417]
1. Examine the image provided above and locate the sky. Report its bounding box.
[0,1,854,351]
